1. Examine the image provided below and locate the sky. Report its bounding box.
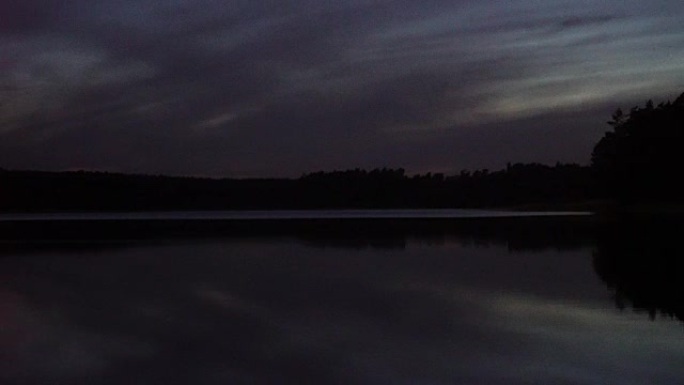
[1,0,684,177]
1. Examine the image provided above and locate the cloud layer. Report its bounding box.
[1,0,684,176]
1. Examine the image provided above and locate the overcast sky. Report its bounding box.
[1,1,684,177]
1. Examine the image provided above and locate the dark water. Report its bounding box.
[1,216,683,384]
[0,208,590,221]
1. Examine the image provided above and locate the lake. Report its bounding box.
[1,213,683,384]
[0,208,591,221]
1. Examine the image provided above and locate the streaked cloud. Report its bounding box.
[1,0,683,176]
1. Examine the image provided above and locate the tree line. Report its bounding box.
[3,90,683,212]
[0,163,593,212]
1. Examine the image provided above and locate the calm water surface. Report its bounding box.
[0,208,591,221]
[0,216,682,384]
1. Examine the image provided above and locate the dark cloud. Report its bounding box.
[0,2,64,34]
[560,15,615,28]
[1,0,683,176]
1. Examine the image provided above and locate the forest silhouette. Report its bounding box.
[2,91,684,212]
[0,163,592,212]
[592,92,684,204]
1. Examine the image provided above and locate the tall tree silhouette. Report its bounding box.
[591,93,684,203]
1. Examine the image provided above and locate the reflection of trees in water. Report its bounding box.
[593,217,684,322]
[299,216,595,251]
[0,216,596,254]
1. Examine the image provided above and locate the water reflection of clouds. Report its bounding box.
[1,238,683,384]
[0,290,154,381]
[486,293,684,384]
